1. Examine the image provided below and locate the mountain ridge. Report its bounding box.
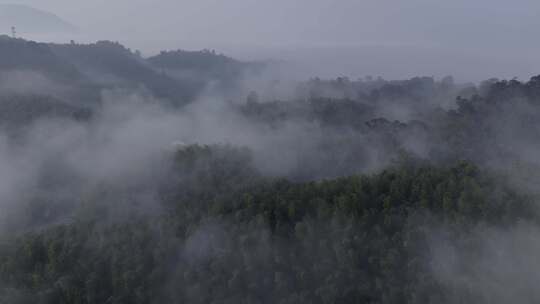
[0,4,77,35]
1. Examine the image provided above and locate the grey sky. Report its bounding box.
[3,0,540,81]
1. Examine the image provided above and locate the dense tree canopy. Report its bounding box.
[0,145,536,304]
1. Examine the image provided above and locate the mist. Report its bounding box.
[1,2,540,303]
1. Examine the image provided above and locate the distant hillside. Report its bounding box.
[0,35,81,82]
[149,49,244,71]
[49,41,203,103]
[0,37,262,106]
[0,38,218,104]
[148,49,265,88]
[0,4,77,35]
[0,93,91,129]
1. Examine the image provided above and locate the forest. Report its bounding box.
[1,35,540,304]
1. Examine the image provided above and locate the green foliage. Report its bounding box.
[0,153,533,303]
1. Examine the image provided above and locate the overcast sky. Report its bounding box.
[3,0,540,81]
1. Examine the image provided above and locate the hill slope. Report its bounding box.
[0,4,76,35]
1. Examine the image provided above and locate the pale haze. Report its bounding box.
[3,0,540,81]
[3,1,540,303]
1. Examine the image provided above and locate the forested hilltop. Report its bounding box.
[1,37,540,303]
[0,36,262,106]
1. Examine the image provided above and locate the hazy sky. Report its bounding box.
[3,0,540,81]
[8,0,538,47]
